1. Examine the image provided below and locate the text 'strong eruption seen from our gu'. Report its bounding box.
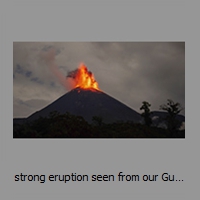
[67,63,101,91]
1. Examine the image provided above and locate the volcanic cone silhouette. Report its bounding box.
[27,88,142,123]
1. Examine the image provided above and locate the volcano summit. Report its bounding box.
[24,63,142,123]
[14,63,141,124]
[26,88,142,124]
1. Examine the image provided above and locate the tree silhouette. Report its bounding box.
[160,99,183,135]
[140,101,152,126]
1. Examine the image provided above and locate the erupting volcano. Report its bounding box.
[15,63,142,124]
[67,63,101,91]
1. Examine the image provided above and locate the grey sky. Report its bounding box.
[13,42,185,118]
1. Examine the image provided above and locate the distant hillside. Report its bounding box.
[150,111,185,129]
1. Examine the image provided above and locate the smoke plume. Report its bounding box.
[41,48,74,90]
[41,48,99,91]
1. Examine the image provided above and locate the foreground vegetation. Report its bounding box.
[13,112,185,138]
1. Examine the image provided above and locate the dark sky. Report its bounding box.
[13,42,185,118]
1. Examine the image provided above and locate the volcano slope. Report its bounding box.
[26,88,142,124]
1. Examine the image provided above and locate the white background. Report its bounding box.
[1,0,199,199]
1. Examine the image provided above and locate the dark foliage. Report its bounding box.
[140,101,152,126]
[13,112,185,138]
[160,99,184,136]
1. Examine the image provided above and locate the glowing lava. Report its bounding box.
[73,63,100,91]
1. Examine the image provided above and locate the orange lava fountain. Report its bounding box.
[73,63,100,91]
